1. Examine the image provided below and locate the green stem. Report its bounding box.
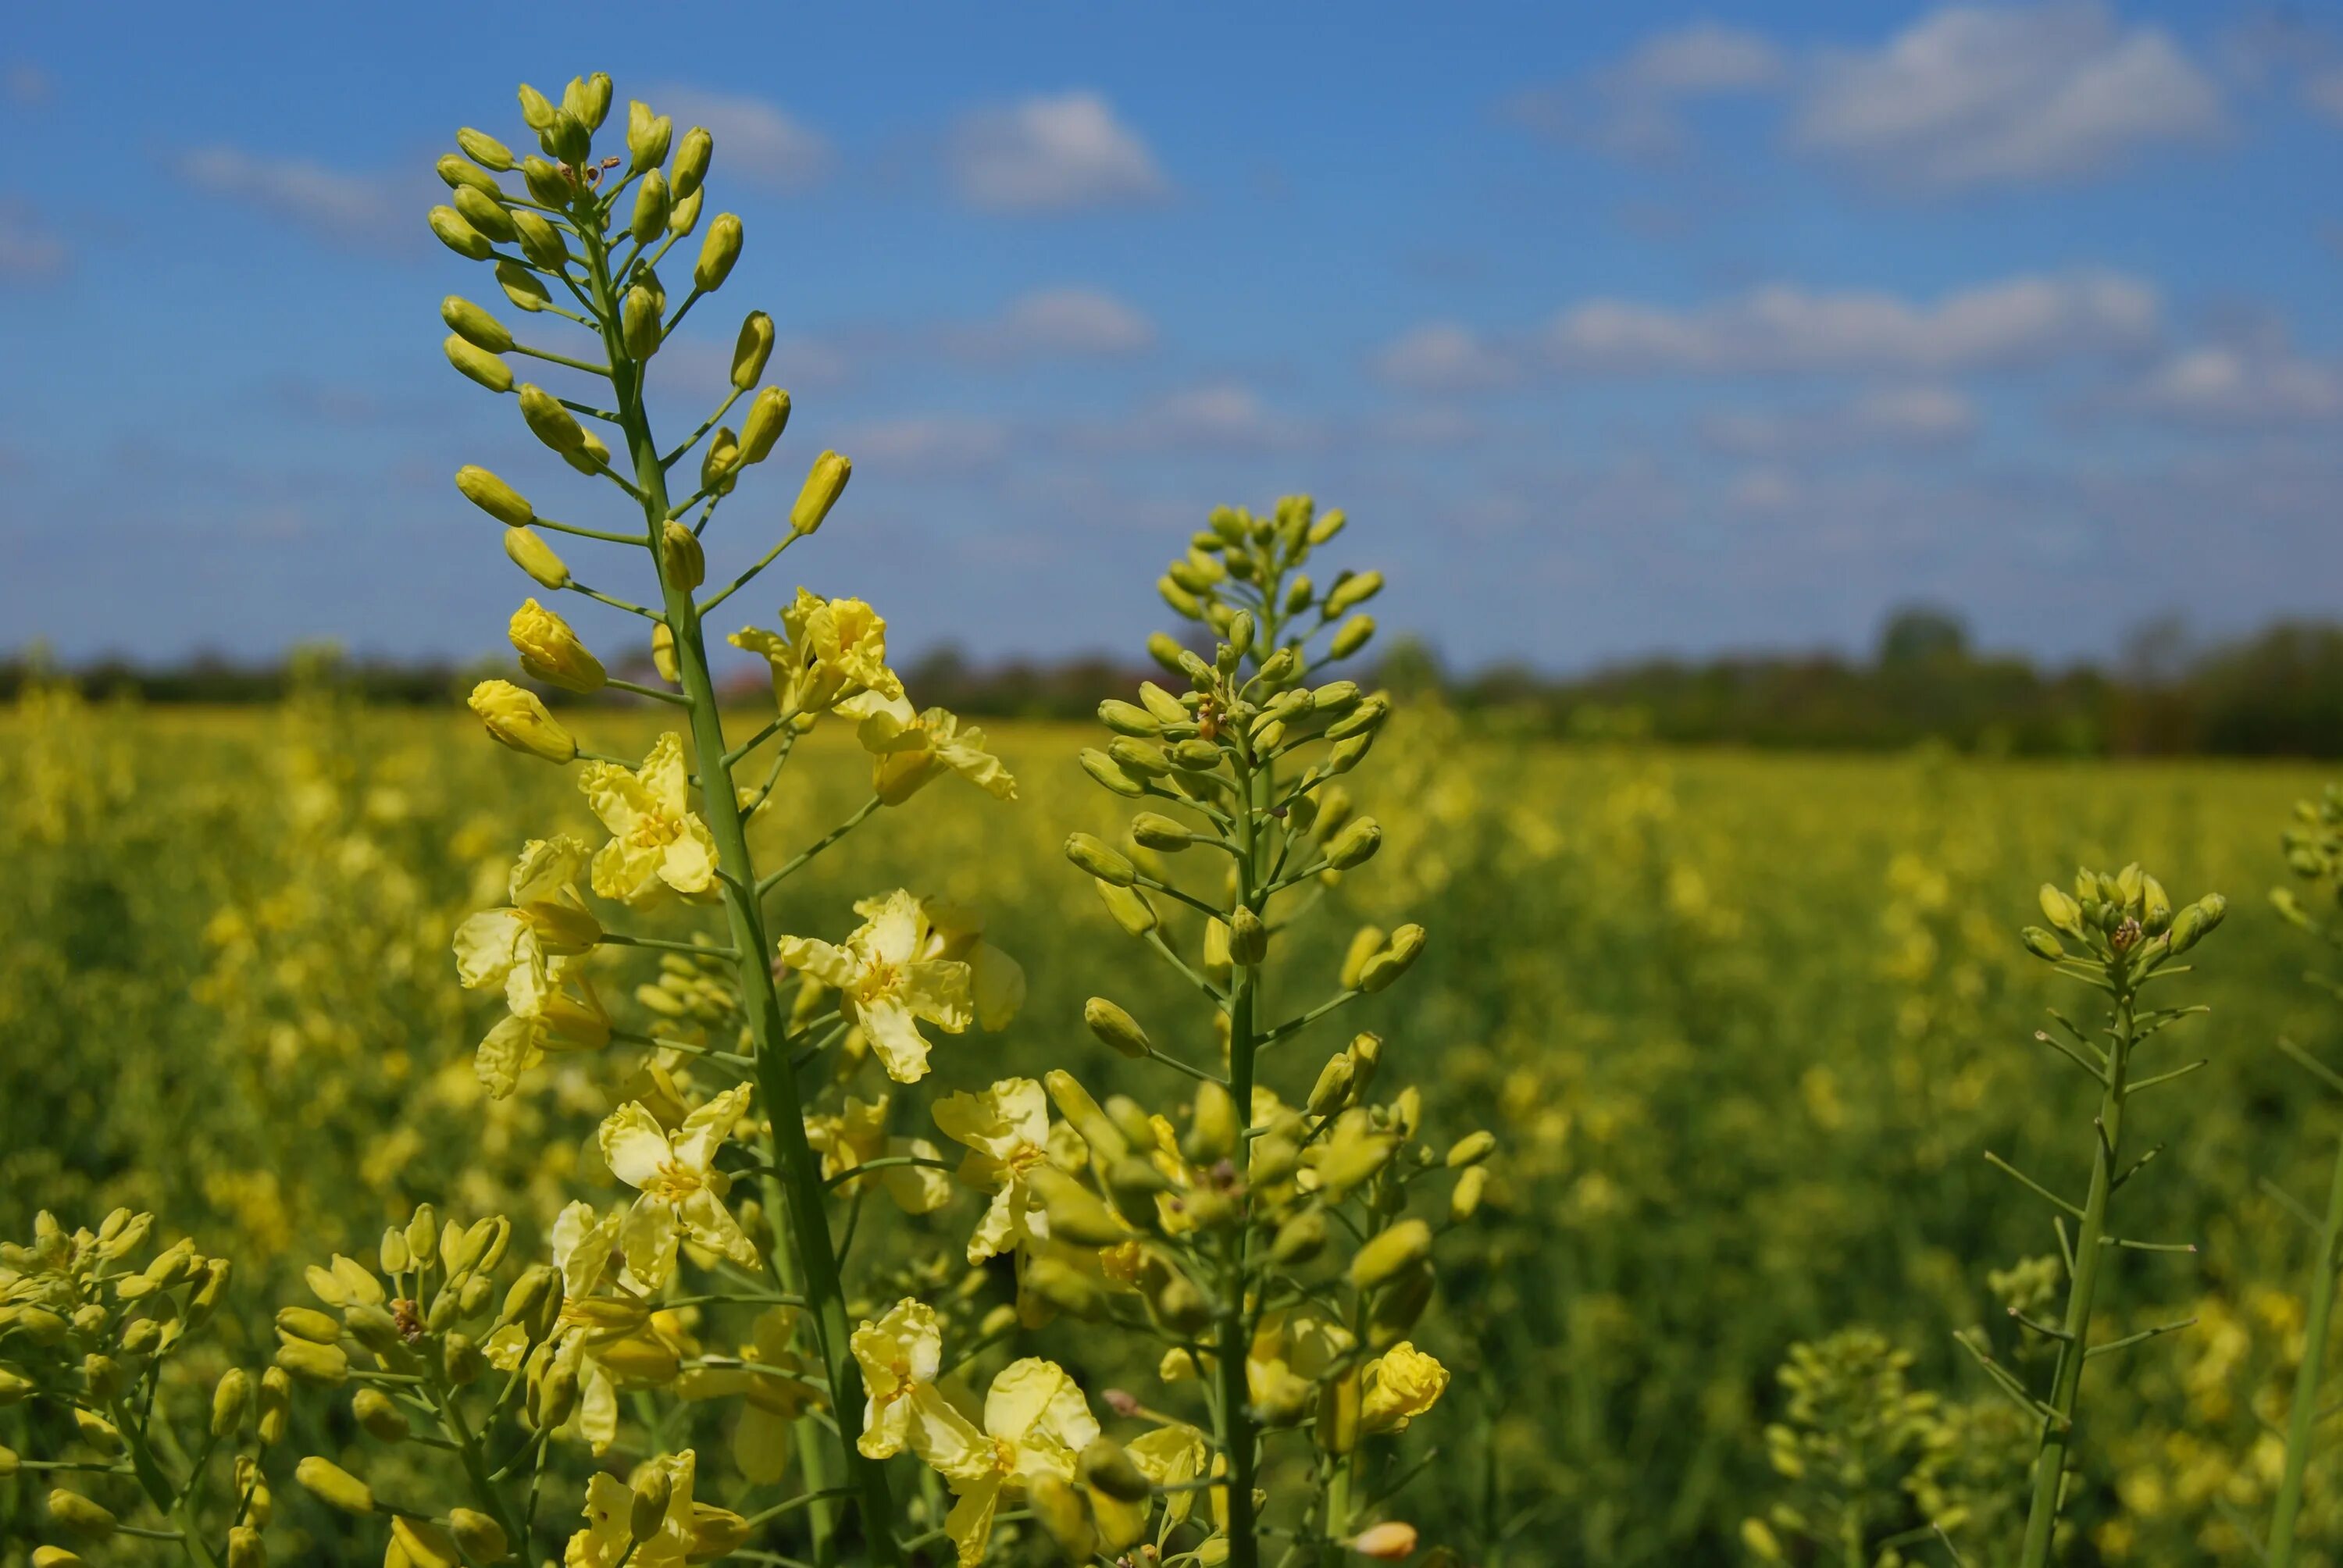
[2017,978,2136,1568]
[581,223,896,1568]
[1219,738,1267,1568]
[2268,1127,2343,1566]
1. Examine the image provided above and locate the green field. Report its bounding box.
[7,687,2340,1564]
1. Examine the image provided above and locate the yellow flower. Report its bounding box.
[472,957,610,1099]
[851,891,1025,1032]
[508,599,606,693]
[909,1357,1100,1567]
[1362,1341,1449,1434]
[598,1085,759,1292]
[851,1297,944,1459]
[580,733,719,907]
[851,697,1018,806]
[566,1450,697,1568]
[934,1078,1055,1265]
[805,1095,952,1214]
[776,890,972,1083]
[729,587,904,717]
[674,1306,810,1484]
[468,679,576,763]
[1127,1421,1211,1524]
[453,836,600,1014]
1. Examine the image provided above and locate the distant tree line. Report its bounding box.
[6,607,2341,757]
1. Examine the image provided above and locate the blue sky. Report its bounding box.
[3,1,2340,674]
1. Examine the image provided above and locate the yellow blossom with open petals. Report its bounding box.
[851,891,1025,1032]
[567,1450,697,1568]
[1362,1341,1449,1433]
[729,587,904,717]
[1129,1421,1211,1524]
[806,1095,951,1214]
[934,1078,1055,1265]
[776,890,972,1083]
[851,1297,944,1459]
[472,955,610,1098]
[908,1357,1100,1567]
[852,696,1018,806]
[599,1085,758,1292]
[579,733,719,907]
[454,836,600,1015]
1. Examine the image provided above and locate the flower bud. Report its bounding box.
[622,285,662,360]
[1028,1167,1129,1247]
[1150,1272,1212,1335]
[226,1527,266,1568]
[1099,699,1160,736]
[661,521,705,591]
[1170,738,1222,772]
[494,261,550,314]
[503,526,571,589]
[740,386,792,465]
[673,126,713,198]
[1317,1371,1361,1457]
[444,333,513,393]
[516,82,556,130]
[446,181,514,244]
[1254,646,1299,688]
[1130,811,1193,852]
[3,1367,38,1406]
[428,205,493,260]
[568,73,612,132]
[1353,1522,1420,1560]
[1079,1438,1154,1503]
[509,208,566,269]
[274,1338,349,1386]
[390,1519,460,1568]
[508,386,586,459]
[1325,817,1382,871]
[1229,906,1268,966]
[1225,610,1256,657]
[73,1408,123,1456]
[207,1367,251,1438]
[1080,749,1147,798]
[1330,615,1375,660]
[1066,832,1136,886]
[444,1333,485,1385]
[1084,996,1152,1060]
[1451,1165,1489,1222]
[696,212,743,291]
[1108,738,1171,777]
[1446,1130,1496,1169]
[2167,894,2227,955]
[455,465,533,527]
[440,296,511,353]
[1159,576,1204,618]
[1325,694,1389,742]
[296,1456,373,1516]
[541,107,590,165]
[701,426,740,494]
[257,1367,291,1446]
[627,1467,672,1541]
[276,1305,342,1345]
[1358,925,1425,993]
[1093,879,1157,937]
[793,450,852,535]
[468,679,577,764]
[450,1510,508,1563]
[2141,875,2174,935]
[1145,632,1188,674]
[506,599,604,693]
[352,1387,409,1443]
[2020,926,2064,962]
[668,187,704,237]
[1186,1081,1240,1164]
[519,155,569,206]
[652,622,679,682]
[732,311,775,389]
[1046,1070,1130,1162]
[627,102,672,174]
[455,126,515,171]
[2038,883,2084,939]
[1325,570,1384,616]
[1307,1052,1357,1118]
[47,1491,116,1541]
[1271,1210,1329,1265]
[1350,1219,1432,1291]
[627,169,669,242]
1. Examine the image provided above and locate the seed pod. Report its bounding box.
[792,450,852,535]
[1100,698,1161,736]
[1084,996,1152,1060]
[740,386,792,464]
[503,526,571,589]
[1080,748,1147,798]
[627,102,672,173]
[1229,907,1268,966]
[661,521,705,591]
[1066,832,1136,886]
[275,1338,349,1386]
[622,284,662,359]
[1358,925,1425,992]
[1325,817,1382,871]
[1186,1081,1239,1164]
[1093,878,1157,937]
[629,168,670,242]
[296,1456,374,1516]
[733,312,775,389]
[47,1491,116,1541]
[352,1386,409,1443]
[1029,1167,1129,1247]
[1131,811,1193,852]
[1350,1219,1433,1291]
[444,333,513,393]
[449,1510,508,1563]
[276,1305,343,1345]
[1330,615,1376,660]
[696,212,743,290]
[673,126,713,198]
[467,679,577,764]
[428,205,494,260]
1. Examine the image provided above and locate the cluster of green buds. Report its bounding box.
[1742,1329,1945,1566]
[1054,498,1480,1567]
[2,1211,266,1568]
[2273,784,2343,936]
[1975,864,2225,1568]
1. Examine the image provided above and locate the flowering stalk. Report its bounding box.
[1995,866,2225,1568]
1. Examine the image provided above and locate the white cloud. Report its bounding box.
[838,415,1011,472]
[948,92,1167,212]
[1796,2,2224,188]
[175,146,412,245]
[958,287,1154,356]
[1373,323,1515,391]
[1625,22,1788,94]
[1548,270,2159,375]
[653,86,830,191]
[2127,347,2343,425]
[1704,385,1978,454]
[0,197,67,280]
[1508,22,1785,157]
